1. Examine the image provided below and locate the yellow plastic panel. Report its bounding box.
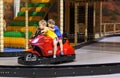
[36,7,48,12]
[21,7,36,12]
[4,37,26,48]
[14,16,25,21]
[6,26,37,34]
[31,0,50,3]
[29,16,42,21]
[35,7,42,12]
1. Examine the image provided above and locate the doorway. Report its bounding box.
[69,3,75,34]
[87,6,94,41]
[77,5,94,42]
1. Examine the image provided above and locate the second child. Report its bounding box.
[48,19,64,55]
[39,20,58,58]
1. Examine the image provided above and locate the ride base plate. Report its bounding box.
[18,54,75,65]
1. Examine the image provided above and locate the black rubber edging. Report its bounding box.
[0,52,27,57]
[0,63,120,77]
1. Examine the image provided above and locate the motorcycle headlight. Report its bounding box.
[32,38,39,43]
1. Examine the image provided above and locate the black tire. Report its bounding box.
[25,53,38,61]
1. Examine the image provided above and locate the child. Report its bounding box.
[48,19,64,55]
[39,20,58,58]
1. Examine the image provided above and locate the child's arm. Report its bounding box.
[41,30,45,33]
[49,27,55,31]
[41,28,48,33]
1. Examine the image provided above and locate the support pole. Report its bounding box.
[100,2,102,37]
[60,0,64,34]
[113,24,116,34]
[103,24,106,36]
[85,2,88,42]
[65,1,70,33]
[93,2,96,39]
[25,0,29,50]
[74,3,78,45]
[0,0,4,52]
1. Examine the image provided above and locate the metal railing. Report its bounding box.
[101,23,120,36]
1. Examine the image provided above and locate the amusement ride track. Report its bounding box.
[0,35,120,77]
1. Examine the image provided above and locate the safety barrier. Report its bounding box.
[101,23,120,36]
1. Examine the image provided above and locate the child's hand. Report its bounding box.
[41,30,44,33]
[41,30,43,33]
[41,30,46,35]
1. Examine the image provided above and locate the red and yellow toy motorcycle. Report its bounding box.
[18,29,75,65]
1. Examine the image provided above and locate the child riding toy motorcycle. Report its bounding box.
[18,28,75,65]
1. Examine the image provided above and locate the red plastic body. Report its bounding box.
[27,35,75,57]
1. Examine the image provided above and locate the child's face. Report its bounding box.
[48,23,53,28]
[39,23,46,29]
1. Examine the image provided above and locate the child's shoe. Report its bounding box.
[60,51,64,55]
[53,55,56,58]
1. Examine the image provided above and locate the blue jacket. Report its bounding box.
[54,25,62,37]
